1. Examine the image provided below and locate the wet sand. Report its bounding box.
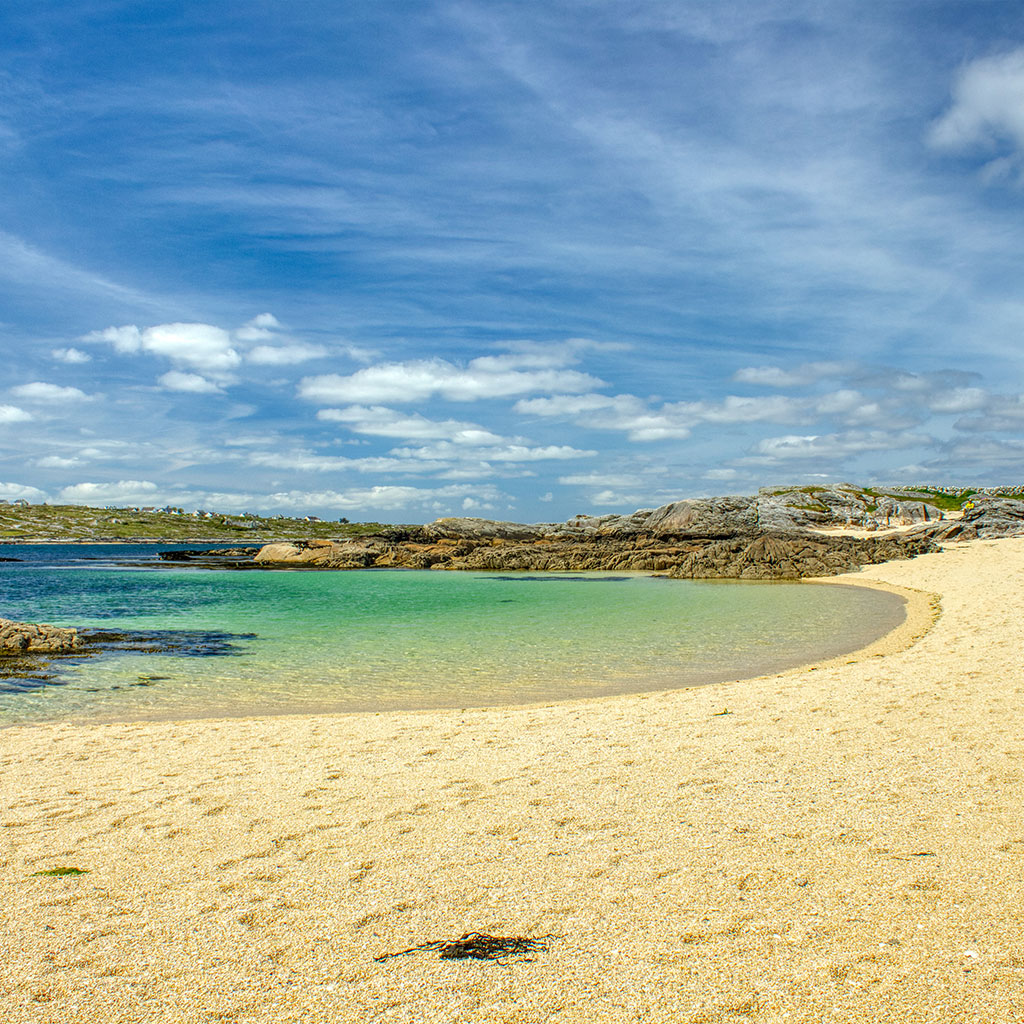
[2,538,1023,1022]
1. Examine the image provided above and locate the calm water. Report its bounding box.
[0,544,905,725]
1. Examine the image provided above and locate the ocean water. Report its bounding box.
[0,544,906,725]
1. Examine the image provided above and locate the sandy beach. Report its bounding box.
[2,538,1023,1023]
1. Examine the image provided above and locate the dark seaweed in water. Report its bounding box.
[77,628,256,656]
[0,628,256,694]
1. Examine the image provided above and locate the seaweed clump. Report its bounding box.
[374,931,552,964]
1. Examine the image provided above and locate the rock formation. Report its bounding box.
[159,485,1024,580]
[0,617,79,654]
[244,488,947,579]
[925,497,1024,542]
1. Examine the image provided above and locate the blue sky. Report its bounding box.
[3,0,1024,522]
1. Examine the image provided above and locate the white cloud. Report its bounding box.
[590,489,636,506]
[247,343,328,365]
[342,344,382,364]
[673,394,806,424]
[0,405,32,423]
[11,382,90,402]
[235,312,283,342]
[930,48,1024,172]
[558,471,642,487]
[142,323,240,374]
[953,394,1024,432]
[704,468,738,480]
[87,324,144,353]
[248,451,358,473]
[751,430,930,461]
[927,387,989,414]
[518,391,805,440]
[732,362,851,387]
[515,393,625,417]
[318,405,506,444]
[157,370,224,394]
[59,480,160,504]
[299,357,603,404]
[887,369,980,393]
[390,441,594,462]
[51,347,91,364]
[248,449,455,476]
[258,484,510,513]
[516,392,692,441]
[34,455,83,469]
[85,322,241,377]
[0,481,47,501]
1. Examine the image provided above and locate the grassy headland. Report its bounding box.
[0,502,393,543]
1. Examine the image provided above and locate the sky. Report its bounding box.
[3,0,1024,523]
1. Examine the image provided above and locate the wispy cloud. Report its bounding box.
[4,5,1024,519]
[929,47,1024,182]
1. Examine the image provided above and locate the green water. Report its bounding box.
[0,551,905,724]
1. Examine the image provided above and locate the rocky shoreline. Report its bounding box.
[5,487,1024,674]
[0,618,255,692]
[162,487,1024,579]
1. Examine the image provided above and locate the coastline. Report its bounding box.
[2,538,1023,1021]
[799,575,939,665]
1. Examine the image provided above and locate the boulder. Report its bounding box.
[0,617,79,654]
[253,541,337,564]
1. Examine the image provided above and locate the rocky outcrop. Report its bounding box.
[160,487,1024,580]
[248,500,940,579]
[757,486,945,530]
[0,617,79,654]
[248,529,934,579]
[666,532,935,580]
[925,497,1024,542]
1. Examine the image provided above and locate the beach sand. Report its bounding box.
[2,538,1023,1023]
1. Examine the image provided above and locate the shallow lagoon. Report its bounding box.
[0,544,905,724]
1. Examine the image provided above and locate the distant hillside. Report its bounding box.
[0,502,394,542]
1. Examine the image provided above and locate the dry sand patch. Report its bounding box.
[2,538,1023,1022]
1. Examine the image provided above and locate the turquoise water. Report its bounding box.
[0,545,905,724]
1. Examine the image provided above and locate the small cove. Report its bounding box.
[0,544,906,725]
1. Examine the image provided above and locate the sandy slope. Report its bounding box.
[2,538,1022,1023]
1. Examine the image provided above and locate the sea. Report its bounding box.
[0,543,906,726]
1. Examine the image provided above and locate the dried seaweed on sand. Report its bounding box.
[374,931,553,964]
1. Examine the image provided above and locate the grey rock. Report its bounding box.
[927,497,1024,541]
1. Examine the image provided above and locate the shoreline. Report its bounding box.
[1,572,914,730]
[2,538,1023,1022]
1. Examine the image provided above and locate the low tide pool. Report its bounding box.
[0,544,906,725]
